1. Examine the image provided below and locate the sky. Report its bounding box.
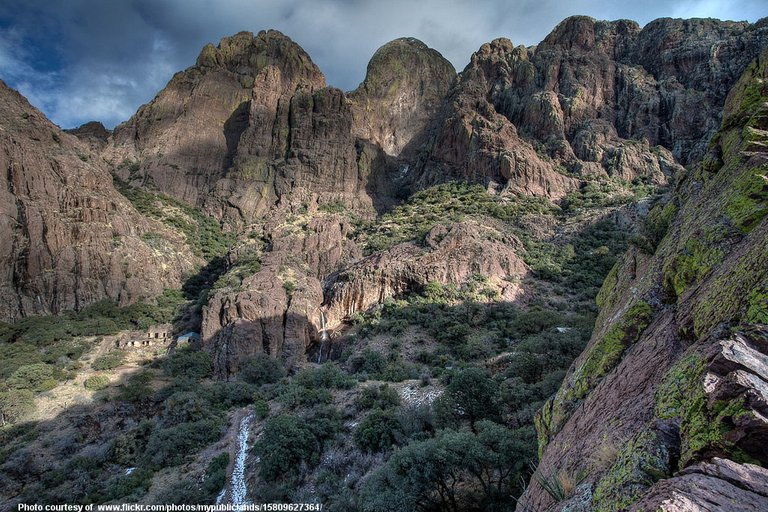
[0,0,764,129]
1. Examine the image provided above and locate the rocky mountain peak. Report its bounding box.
[65,121,111,151]
[349,37,456,156]
[195,29,325,88]
[539,15,640,54]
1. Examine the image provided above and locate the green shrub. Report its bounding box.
[111,420,155,465]
[318,200,347,213]
[104,467,154,501]
[118,372,154,403]
[7,363,57,391]
[206,453,230,495]
[0,389,35,424]
[278,384,333,408]
[350,349,387,375]
[357,384,401,411]
[206,381,258,409]
[304,405,343,444]
[144,418,224,466]
[294,363,355,390]
[161,391,216,426]
[434,367,500,430]
[354,409,402,452]
[359,422,536,512]
[84,375,110,391]
[92,352,125,371]
[241,353,284,386]
[254,397,270,419]
[254,415,317,481]
[162,348,212,380]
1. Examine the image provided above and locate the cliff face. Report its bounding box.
[348,38,457,157]
[109,30,325,205]
[322,222,529,329]
[524,48,768,511]
[412,16,767,200]
[200,211,363,376]
[108,31,456,224]
[0,81,198,321]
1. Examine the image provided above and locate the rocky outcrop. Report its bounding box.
[65,121,110,151]
[411,39,582,200]
[202,219,529,376]
[522,47,768,511]
[107,32,457,224]
[201,212,362,377]
[108,30,327,212]
[323,222,529,328]
[348,38,456,156]
[412,16,766,200]
[629,458,768,511]
[0,81,198,320]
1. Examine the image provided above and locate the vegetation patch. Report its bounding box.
[725,164,768,233]
[359,421,535,512]
[591,429,673,511]
[690,235,768,338]
[571,301,653,400]
[536,301,653,456]
[354,408,403,452]
[636,200,678,253]
[92,351,126,371]
[654,353,750,466]
[254,409,341,484]
[663,238,723,298]
[114,178,235,260]
[84,375,110,391]
[356,182,555,253]
[746,286,768,324]
[562,177,653,212]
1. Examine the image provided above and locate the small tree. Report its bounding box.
[0,389,35,425]
[434,367,499,431]
[254,415,316,481]
[92,351,126,371]
[7,363,56,391]
[240,353,284,386]
[354,409,402,452]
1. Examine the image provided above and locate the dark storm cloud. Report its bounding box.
[0,0,763,129]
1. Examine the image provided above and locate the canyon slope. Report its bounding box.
[0,81,198,320]
[525,47,768,511]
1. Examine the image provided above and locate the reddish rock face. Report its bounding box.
[107,31,457,225]
[201,213,363,377]
[348,37,457,157]
[323,223,529,328]
[412,16,767,199]
[522,46,768,511]
[629,458,768,511]
[0,81,198,321]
